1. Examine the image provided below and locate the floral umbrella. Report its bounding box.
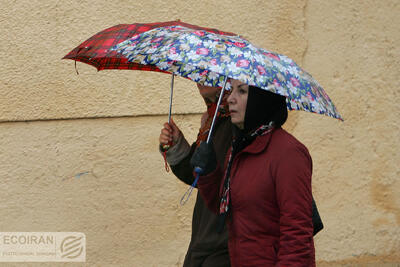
[112,25,342,120]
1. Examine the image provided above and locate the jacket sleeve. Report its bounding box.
[197,166,224,214]
[274,144,314,267]
[169,143,197,186]
[158,131,196,186]
[169,117,232,187]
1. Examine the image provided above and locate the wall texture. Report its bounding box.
[0,0,399,266]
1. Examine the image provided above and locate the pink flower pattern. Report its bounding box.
[291,77,300,87]
[234,42,246,48]
[193,30,205,36]
[236,59,250,68]
[113,25,342,120]
[257,65,266,75]
[169,47,177,54]
[196,48,209,55]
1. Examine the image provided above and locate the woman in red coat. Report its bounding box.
[191,79,315,266]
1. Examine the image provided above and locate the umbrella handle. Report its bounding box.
[180,167,203,205]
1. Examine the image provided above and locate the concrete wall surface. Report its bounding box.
[0,0,399,266]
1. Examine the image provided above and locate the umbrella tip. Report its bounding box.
[175,18,181,22]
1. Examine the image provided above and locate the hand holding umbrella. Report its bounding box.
[159,118,182,149]
[190,141,217,176]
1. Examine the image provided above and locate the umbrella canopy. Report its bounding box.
[63,20,236,72]
[112,25,342,120]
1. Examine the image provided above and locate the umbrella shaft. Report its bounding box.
[206,76,228,144]
[168,74,175,124]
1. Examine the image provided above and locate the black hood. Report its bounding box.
[243,86,288,133]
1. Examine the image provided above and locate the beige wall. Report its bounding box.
[0,0,399,266]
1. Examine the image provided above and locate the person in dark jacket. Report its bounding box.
[159,84,232,267]
[192,79,316,267]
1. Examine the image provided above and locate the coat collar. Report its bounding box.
[239,127,277,155]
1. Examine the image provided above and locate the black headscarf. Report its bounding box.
[231,85,288,149]
[244,85,288,133]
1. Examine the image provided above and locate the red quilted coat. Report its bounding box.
[198,128,315,267]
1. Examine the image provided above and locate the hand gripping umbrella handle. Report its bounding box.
[180,77,228,205]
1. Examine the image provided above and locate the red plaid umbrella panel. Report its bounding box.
[63,20,237,72]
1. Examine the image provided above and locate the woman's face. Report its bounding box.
[227,79,249,129]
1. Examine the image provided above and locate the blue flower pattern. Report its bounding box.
[113,26,342,120]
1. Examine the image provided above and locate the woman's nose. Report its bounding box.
[227,92,234,104]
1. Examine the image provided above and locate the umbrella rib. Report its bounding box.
[206,76,228,144]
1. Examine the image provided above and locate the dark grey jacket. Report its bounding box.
[169,117,232,267]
